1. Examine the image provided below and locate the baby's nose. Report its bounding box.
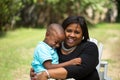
[56,43,60,48]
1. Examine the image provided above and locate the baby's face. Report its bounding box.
[48,33,65,48]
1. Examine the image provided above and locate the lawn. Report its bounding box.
[90,23,120,80]
[0,23,120,80]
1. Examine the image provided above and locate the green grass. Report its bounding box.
[89,23,120,80]
[0,28,46,80]
[89,23,120,43]
[0,23,120,80]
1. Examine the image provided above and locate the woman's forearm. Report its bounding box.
[48,67,67,79]
[37,67,67,80]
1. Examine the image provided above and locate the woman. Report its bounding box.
[30,16,100,80]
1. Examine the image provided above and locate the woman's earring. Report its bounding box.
[82,36,84,40]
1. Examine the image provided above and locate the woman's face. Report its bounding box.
[64,23,83,48]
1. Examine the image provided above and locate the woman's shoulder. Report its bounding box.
[86,40,97,46]
[76,40,98,56]
[80,40,97,45]
[78,40,98,49]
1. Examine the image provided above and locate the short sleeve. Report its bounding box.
[35,45,52,64]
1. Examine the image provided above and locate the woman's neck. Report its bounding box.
[61,42,77,54]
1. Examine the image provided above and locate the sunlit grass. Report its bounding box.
[90,23,120,80]
[0,27,46,80]
[89,23,120,43]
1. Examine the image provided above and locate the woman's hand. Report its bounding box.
[36,72,48,80]
[30,68,37,80]
[70,58,82,65]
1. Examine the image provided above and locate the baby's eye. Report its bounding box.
[55,41,59,44]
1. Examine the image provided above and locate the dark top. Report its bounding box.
[57,41,100,80]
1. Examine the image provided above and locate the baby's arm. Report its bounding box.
[43,57,82,69]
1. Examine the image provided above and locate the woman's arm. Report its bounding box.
[30,68,37,80]
[43,57,81,69]
[36,68,67,80]
[30,58,81,80]
[64,42,99,79]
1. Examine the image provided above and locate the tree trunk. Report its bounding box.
[116,0,120,22]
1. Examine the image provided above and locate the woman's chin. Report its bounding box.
[66,44,75,48]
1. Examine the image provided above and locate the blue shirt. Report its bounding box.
[31,41,59,73]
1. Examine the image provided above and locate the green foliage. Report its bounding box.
[46,0,60,4]
[116,0,120,22]
[80,0,114,12]
[0,0,22,24]
[0,0,116,31]
[0,0,22,31]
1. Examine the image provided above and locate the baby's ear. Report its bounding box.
[46,31,50,36]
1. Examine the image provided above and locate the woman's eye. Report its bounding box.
[66,29,72,32]
[75,31,80,34]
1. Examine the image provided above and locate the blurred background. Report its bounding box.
[0,0,120,80]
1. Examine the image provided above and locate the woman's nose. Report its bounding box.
[70,32,75,37]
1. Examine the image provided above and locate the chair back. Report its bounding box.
[89,38,103,72]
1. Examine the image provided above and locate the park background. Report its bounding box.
[0,0,120,80]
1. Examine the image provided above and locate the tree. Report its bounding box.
[0,0,116,31]
[0,0,22,31]
[116,0,120,22]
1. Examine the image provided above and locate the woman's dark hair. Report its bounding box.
[62,16,89,41]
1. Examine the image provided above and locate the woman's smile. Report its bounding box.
[67,38,74,44]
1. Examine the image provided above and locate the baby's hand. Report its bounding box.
[70,58,82,65]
